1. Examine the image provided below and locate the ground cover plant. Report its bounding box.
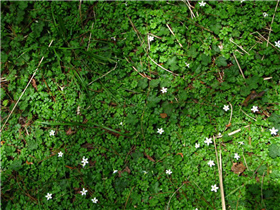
[1,1,280,209]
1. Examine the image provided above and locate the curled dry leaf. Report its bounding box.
[118,166,131,177]
[66,127,76,135]
[144,152,155,162]
[31,78,37,91]
[231,162,246,175]
[26,160,33,165]
[160,113,167,118]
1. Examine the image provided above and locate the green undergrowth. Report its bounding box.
[1,1,280,209]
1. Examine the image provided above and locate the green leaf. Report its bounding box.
[9,160,22,171]
[150,79,160,88]
[201,54,211,66]
[215,56,227,67]
[27,140,38,151]
[138,78,148,89]
[268,144,280,159]
[166,56,179,71]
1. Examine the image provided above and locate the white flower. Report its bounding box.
[223,105,230,112]
[148,35,154,42]
[275,40,280,48]
[81,156,89,167]
[199,1,206,6]
[208,160,215,167]
[157,128,164,135]
[161,87,167,93]
[238,141,244,145]
[58,151,63,157]
[49,130,55,136]
[45,193,52,200]
[185,62,190,68]
[91,197,98,203]
[80,188,87,196]
[166,169,172,175]
[263,12,268,17]
[251,106,259,113]
[211,184,219,192]
[113,170,118,174]
[120,122,123,125]
[234,153,240,160]
[143,171,148,174]
[241,0,245,3]
[269,127,278,135]
[195,143,200,149]
[111,37,116,41]
[204,137,212,146]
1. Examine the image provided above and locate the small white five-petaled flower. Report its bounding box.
[80,188,87,196]
[161,87,167,93]
[81,156,89,167]
[92,197,98,203]
[45,193,52,200]
[234,153,240,160]
[275,40,280,48]
[58,151,63,157]
[251,106,259,113]
[199,1,206,6]
[223,105,230,112]
[211,184,219,192]
[185,62,190,68]
[195,143,200,149]
[204,137,212,146]
[263,12,268,17]
[49,130,55,136]
[208,160,215,167]
[148,35,154,42]
[120,122,123,125]
[143,171,148,174]
[157,128,164,134]
[166,169,172,175]
[269,127,278,135]
[238,141,244,145]
[113,170,118,174]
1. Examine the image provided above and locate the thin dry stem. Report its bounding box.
[166,24,183,48]
[166,183,186,210]
[240,107,257,121]
[230,38,250,55]
[1,40,54,133]
[148,56,179,76]
[88,62,118,85]
[233,52,245,79]
[213,136,226,210]
[267,0,279,47]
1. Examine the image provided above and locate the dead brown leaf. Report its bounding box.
[231,162,246,175]
[118,166,131,177]
[160,113,167,118]
[66,127,76,135]
[144,152,155,162]
[31,78,37,91]
[26,160,33,165]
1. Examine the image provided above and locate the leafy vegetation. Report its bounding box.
[1,1,280,209]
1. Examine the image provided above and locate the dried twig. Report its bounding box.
[267,0,279,47]
[240,107,257,121]
[182,0,196,19]
[0,40,54,133]
[233,52,245,79]
[148,56,179,76]
[88,62,118,85]
[166,24,183,48]
[230,38,250,55]
[213,136,226,210]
